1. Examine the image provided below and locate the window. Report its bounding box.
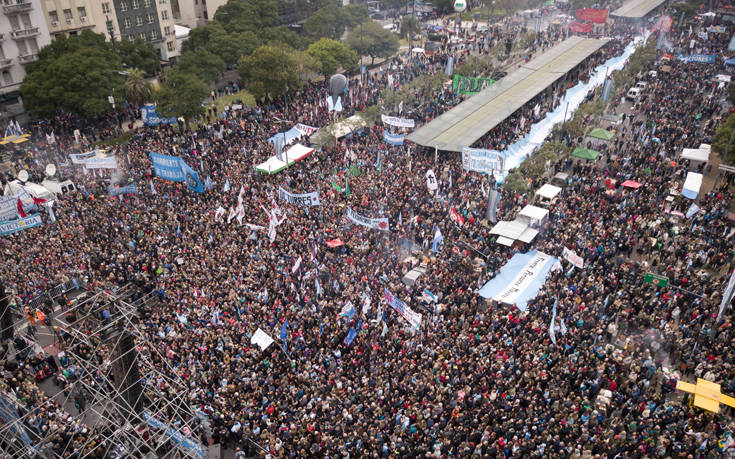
[132,0,140,8]
[159,0,166,4]
[77,7,86,18]
[7,15,19,31]
[102,3,110,14]
[16,39,27,55]
[139,32,145,40]
[166,41,173,51]
[122,17,131,29]
[20,13,31,28]
[146,13,154,23]
[27,38,38,53]
[120,1,128,12]
[0,46,4,59]
[2,71,12,86]
[143,0,151,6]
[163,26,170,35]
[135,15,143,26]
[48,10,58,23]
[149,30,157,40]
[161,10,168,20]
[63,9,72,21]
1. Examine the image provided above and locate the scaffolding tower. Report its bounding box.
[0,286,208,459]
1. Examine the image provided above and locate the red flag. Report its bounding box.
[16,198,26,218]
[31,196,47,206]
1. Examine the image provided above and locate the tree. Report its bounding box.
[304,5,346,40]
[345,20,400,65]
[400,15,420,45]
[21,31,124,118]
[214,0,278,34]
[181,22,260,68]
[307,38,358,76]
[115,38,161,76]
[122,68,153,106]
[238,44,312,100]
[177,49,226,84]
[431,0,454,14]
[154,68,209,124]
[502,171,529,194]
[713,113,735,164]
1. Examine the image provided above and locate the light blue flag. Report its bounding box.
[549,297,558,345]
[223,179,231,193]
[432,226,443,252]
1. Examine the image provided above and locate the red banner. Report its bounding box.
[571,21,593,34]
[576,8,609,24]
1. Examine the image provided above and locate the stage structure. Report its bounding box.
[0,286,208,459]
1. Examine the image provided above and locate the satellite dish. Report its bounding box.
[45,164,57,177]
[17,170,28,182]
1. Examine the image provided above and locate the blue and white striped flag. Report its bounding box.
[487,188,501,223]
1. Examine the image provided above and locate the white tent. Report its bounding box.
[681,145,710,163]
[3,180,55,202]
[535,184,562,200]
[518,205,549,223]
[681,172,703,200]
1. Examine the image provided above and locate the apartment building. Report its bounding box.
[0,0,52,118]
[112,0,179,60]
[40,0,97,39]
[170,0,227,28]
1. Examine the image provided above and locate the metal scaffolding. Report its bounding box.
[0,286,207,459]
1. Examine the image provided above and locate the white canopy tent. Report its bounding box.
[518,205,549,228]
[681,143,711,163]
[681,172,703,200]
[535,184,562,200]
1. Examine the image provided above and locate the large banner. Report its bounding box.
[70,151,96,164]
[654,14,673,32]
[383,130,405,146]
[83,156,117,169]
[571,21,593,33]
[0,214,42,236]
[478,250,559,310]
[0,194,25,221]
[346,207,389,231]
[150,152,204,193]
[278,186,320,206]
[384,288,422,329]
[381,115,415,129]
[575,8,608,23]
[461,147,505,174]
[677,53,716,63]
[452,75,495,95]
[141,104,178,126]
[108,184,138,197]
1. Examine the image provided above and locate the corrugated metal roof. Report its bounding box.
[406,36,610,152]
[611,0,666,18]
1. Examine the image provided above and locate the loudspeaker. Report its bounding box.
[0,281,13,341]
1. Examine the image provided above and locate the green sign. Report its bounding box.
[643,272,669,288]
[452,75,495,95]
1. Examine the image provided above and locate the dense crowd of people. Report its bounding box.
[1,5,735,458]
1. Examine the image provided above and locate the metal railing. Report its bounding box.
[23,278,85,310]
[10,27,39,39]
[2,2,32,15]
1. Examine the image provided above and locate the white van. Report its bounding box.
[635,81,648,91]
[41,179,76,196]
[626,87,641,101]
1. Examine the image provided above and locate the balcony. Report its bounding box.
[0,58,11,69]
[2,2,32,15]
[11,27,39,39]
[18,53,38,64]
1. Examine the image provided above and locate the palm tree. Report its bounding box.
[122,68,153,107]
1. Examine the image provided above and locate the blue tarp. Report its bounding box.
[478,250,559,311]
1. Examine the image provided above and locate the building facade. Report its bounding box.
[111,0,178,60]
[170,0,227,28]
[39,0,97,39]
[0,0,52,119]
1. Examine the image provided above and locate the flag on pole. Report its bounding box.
[549,297,558,345]
[487,188,501,223]
[16,197,26,218]
[339,301,356,320]
[280,320,289,353]
[150,181,156,195]
[432,226,443,252]
[223,179,231,193]
[204,175,213,190]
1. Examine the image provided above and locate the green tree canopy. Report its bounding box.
[307,38,358,76]
[177,48,226,84]
[345,20,400,65]
[21,31,124,118]
[122,68,153,106]
[502,171,529,194]
[214,0,278,34]
[114,38,161,75]
[181,22,260,68]
[154,68,210,123]
[238,44,317,100]
[713,113,735,164]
